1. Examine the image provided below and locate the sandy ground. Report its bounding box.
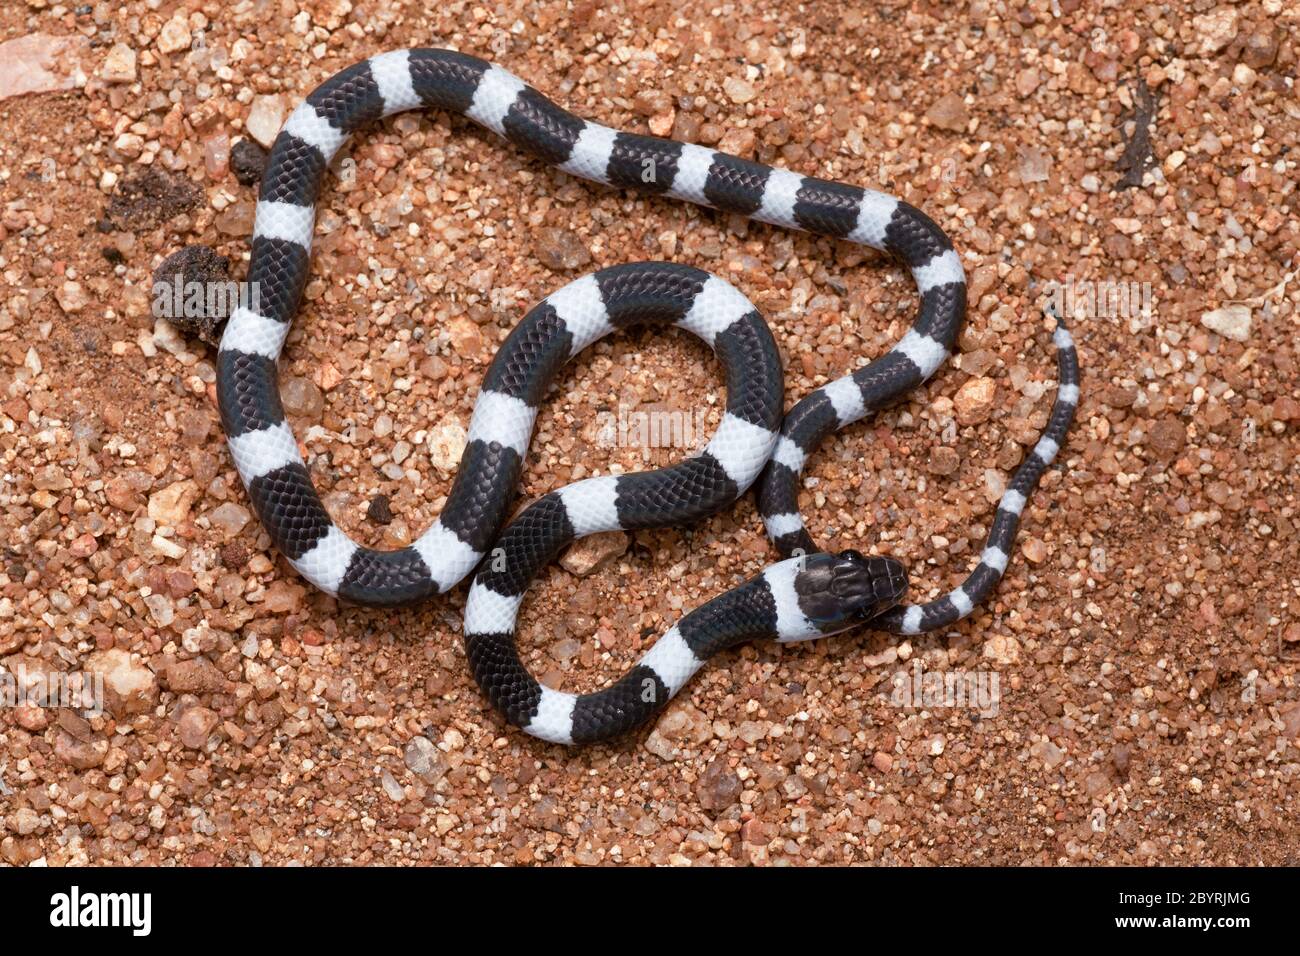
[0,0,1296,866]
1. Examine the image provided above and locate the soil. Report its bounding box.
[0,0,1296,866]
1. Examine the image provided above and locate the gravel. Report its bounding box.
[0,0,1295,868]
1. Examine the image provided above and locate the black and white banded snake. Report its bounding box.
[215,49,1080,745]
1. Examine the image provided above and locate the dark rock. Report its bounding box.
[101,167,203,232]
[230,139,269,186]
[150,245,232,345]
[367,494,394,525]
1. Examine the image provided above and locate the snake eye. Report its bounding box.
[838,548,866,563]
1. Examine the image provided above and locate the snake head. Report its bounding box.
[792,550,908,629]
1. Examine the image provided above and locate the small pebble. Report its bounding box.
[281,377,325,421]
[954,377,996,426]
[367,494,395,525]
[559,531,628,576]
[100,43,137,83]
[535,227,592,271]
[245,94,287,148]
[230,139,269,185]
[925,92,969,131]
[428,421,468,472]
[697,757,742,812]
[1200,304,1252,342]
[178,707,219,749]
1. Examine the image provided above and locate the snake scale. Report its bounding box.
[215,49,1080,745]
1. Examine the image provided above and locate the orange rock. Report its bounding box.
[954,376,996,426]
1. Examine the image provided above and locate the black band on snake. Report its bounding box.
[214,49,1080,745]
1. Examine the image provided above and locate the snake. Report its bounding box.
[215,48,1080,745]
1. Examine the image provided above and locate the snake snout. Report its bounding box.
[792,550,908,628]
[834,550,908,619]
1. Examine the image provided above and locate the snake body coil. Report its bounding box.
[216,49,1079,745]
